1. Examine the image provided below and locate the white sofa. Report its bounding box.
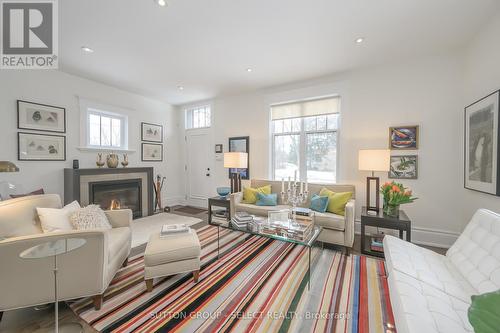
[383,209,500,333]
[230,179,356,247]
[0,194,132,316]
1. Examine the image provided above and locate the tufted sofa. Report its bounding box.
[383,209,500,333]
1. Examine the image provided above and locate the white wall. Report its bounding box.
[178,53,465,247]
[0,70,183,204]
[462,12,500,226]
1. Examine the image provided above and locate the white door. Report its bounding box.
[186,131,212,207]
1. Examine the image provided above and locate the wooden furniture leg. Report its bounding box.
[145,279,153,292]
[93,294,103,310]
[122,258,128,267]
[193,270,200,283]
[0,311,3,322]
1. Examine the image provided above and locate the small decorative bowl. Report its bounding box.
[216,187,231,198]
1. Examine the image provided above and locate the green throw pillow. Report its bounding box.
[468,290,500,333]
[242,185,272,204]
[319,188,352,216]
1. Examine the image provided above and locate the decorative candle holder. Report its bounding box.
[281,182,308,225]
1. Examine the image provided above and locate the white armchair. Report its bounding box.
[0,194,132,317]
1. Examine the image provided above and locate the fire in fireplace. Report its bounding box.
[89,179,142,218]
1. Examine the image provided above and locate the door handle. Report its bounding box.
[206,173,210,177]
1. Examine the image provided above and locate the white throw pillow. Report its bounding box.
[70,205,112,230]
[37,201,81,233]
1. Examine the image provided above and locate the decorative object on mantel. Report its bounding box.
[380,181,417,217]
[18,132,66,161]
[121,154,129,168]
[141,122,163,143]
[228,136,249,180]
[153,174,166,212]
[358,149,390,213]
[17,100,66,133]
[96,153,105,168]
[142,143,163,161]
[389,155,418,179]
[464,90,500,196]
[106,153,119,168]
[280,171,308,223]
[224,152,248,193]
[389,125,419,150]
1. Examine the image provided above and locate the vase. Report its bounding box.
[384,203,400,217]
[106,153,119,168]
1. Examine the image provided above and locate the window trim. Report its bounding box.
[78,98,132,152]
[271,114,339,184]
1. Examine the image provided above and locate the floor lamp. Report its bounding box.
[358,149,390,213]
[224,152,248,193]
[0,161,19,200]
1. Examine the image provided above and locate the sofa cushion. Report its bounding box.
[70,205,112,230]
[255,193,278,206]
[107,227,132,263]
[314,211,345,231]
[309,194,329,213]
[37,201,81,233]
[384,235,475,303]
[446,209,500,295]
[0,194,61,239]
[242,185,271,204]
[319,188,352,216]
[235,203,290,216]
[388,269,473,333]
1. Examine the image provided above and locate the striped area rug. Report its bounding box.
[69,226,396,333]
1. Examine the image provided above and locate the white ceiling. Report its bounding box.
[60,0,500,105]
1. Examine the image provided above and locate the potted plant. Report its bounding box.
[380,181,417,217]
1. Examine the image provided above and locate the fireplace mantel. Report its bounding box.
[64,167,154,217]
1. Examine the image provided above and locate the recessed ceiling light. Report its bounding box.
[177,86,184,90]
[156,0,167,7]
[246,68,253,72]
[355,37,365,44]
[81,46,94,53]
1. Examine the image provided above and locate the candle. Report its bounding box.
[288,177,291,191]
[294,170,297,183]
[300,181,303,193]
[305,180,308,192]
[281,178,285,192]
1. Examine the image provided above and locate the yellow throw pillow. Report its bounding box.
[242,185,272,204]
[319,188,353,216]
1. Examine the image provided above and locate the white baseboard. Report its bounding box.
[164,196,187,207]
[354,220,459,249]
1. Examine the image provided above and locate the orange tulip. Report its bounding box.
[392,185,400,192]
[404,190,412,196]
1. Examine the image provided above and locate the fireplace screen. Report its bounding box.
[89,179,142,218]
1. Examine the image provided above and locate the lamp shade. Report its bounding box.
[0,161,19,172]
[224,152,248,169]
[358,149,390,172]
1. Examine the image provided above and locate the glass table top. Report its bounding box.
[19,238,87,259]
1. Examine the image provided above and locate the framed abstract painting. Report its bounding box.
[464,90,500,196]
[389,155,418,179]
[389,126,419,150]
[228,136,249,179]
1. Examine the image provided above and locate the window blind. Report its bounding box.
[270,96,340,121]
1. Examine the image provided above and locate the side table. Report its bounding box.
[360,206,411,258]
[208,196,231,225]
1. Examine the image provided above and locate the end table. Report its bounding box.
[360,206,411,258]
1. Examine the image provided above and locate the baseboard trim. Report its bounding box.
[164,196,187,207]
[354,220,459,249]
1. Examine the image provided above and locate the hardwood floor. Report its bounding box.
[0,205,446,332]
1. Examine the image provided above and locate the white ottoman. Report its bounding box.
[144,230,201,292]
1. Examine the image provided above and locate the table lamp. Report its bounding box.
[0,161,19,200]
[358,149,390,212]
[224,152,248,193]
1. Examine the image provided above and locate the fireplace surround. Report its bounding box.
[64,167,154,217]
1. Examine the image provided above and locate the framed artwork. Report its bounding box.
[215,144,223,153]
[18,100,66,133]
[228,136,249,179]
[389,126,419,150]
[142,143,163,161]
[141,122,163,143]
[464,90,500,196]
[18,132,66,161]
[389,155,418,179]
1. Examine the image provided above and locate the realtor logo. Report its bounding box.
[1,0,58,69]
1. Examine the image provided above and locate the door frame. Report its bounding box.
[184,128,214,207]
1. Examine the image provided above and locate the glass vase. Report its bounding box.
[384,203,400,217]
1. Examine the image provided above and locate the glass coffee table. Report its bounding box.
[209,214,322,290]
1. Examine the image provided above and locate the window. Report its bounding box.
[271,97,339,183]
[80,99,128,149]
[185,105,211,129]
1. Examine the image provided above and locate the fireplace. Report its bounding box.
[89,179,142,218]
[64,167,154,218]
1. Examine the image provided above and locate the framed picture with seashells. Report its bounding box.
[17,100,66,133]
[18,132,66,161]
[141,122,163,143]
